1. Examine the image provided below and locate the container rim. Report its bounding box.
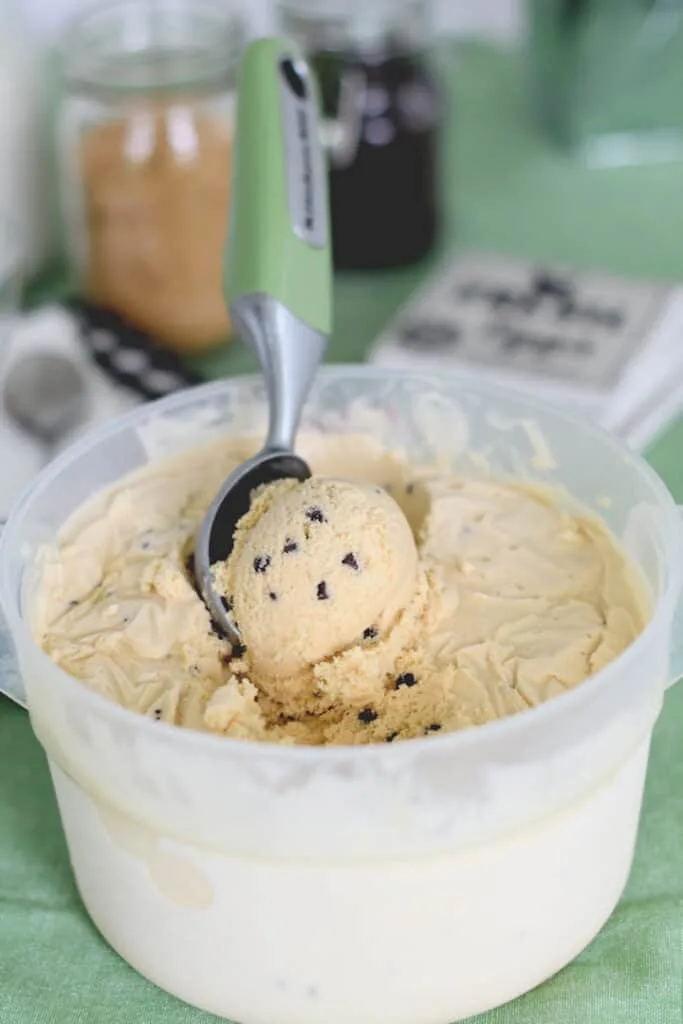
[2,365,681,764]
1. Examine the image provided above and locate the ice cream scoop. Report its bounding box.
[195,37,331,639]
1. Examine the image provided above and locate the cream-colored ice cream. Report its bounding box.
[209,475,441,743]
[36,433,646,745]
[216,477,421,680]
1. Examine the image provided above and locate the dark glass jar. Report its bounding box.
[279,0,441,271]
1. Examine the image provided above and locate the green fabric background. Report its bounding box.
[2,44,683,1023]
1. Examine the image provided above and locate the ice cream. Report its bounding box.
[36,433,646,745]
[208,474,442,743]
[215,477,421,680]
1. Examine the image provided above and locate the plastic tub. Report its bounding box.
[1,368,682,1024]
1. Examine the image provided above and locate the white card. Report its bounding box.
[369,251,683,449]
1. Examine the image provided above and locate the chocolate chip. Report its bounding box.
[385,731,399,743]
[316,580,330,601]
[185,553,195,579]
[341,552,360,571]
[153,708,162,721]
[269,591,278,601]
[362,626,378,641]
[426,723,442,733]
[395,672,417,689]
[253,555,271,574]
[358,707,378,724]
[67,599,79,609]
[283,538,298,554]
[406,482,415,495]
[231,642,246,659]
[305,506,326,523]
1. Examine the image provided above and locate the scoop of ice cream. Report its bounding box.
[213,477,418,681]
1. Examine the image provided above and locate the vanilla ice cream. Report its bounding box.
[36,433,645,746]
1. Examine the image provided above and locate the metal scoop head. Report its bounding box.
[196,450,309,638]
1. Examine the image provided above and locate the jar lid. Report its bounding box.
[62,0,245,95]
[280,0,427,50]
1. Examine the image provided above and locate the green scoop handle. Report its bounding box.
[224,36,332,451]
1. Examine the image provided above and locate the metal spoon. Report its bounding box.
[195,37,331,640]
[3,352,88,464]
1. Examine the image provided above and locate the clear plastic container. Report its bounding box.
[1,368,682,1023]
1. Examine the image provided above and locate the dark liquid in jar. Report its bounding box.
[313,46,440,271]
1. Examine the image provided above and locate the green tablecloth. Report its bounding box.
[3,43,683,1023]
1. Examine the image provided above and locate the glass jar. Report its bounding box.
[57,0,245,354]
[527,0,683,167]
[279,0,441,271]
[0,0,50,274]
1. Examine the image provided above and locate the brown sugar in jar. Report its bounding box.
[79,105,232,353]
